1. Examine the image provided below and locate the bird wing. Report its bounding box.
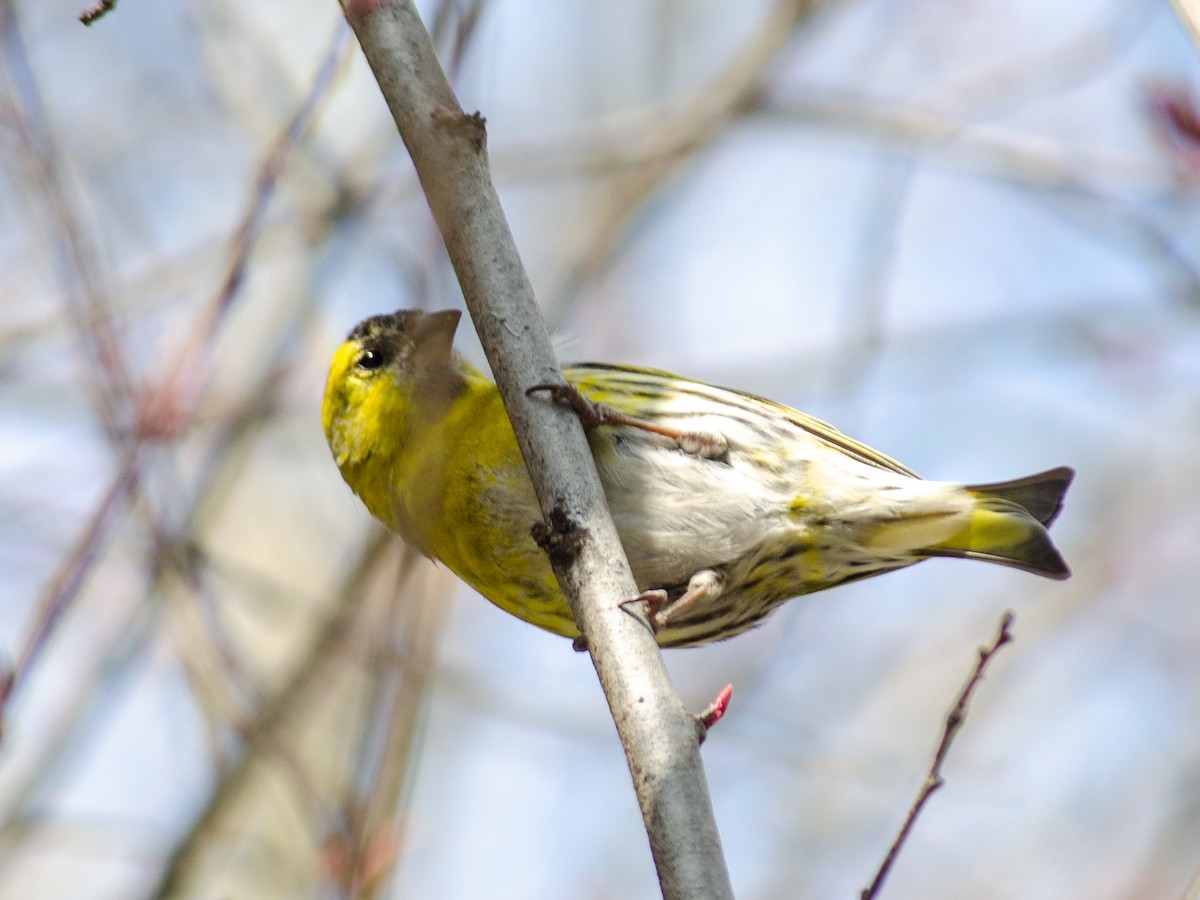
[565,363,920,479]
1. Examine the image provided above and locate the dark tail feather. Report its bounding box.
[925,467,1074,580]
[967,466,1074,526]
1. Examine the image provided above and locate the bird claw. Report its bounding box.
[526,382,621,431]
[619,589,670,633]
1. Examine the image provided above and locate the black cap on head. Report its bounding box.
[346,309,462,372]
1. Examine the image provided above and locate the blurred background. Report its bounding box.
[2,0,1199,897]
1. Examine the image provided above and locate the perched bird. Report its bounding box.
[323,309,1072,648]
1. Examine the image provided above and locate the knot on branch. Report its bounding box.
[431,106,487,152]
[531,506,585,569]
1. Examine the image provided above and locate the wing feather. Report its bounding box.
[566,363,918,478]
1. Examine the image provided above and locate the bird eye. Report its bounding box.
[356,348,385,371]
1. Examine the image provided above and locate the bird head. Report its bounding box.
[322,308,464,468]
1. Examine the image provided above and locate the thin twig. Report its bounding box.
[861,610,1016,900]
[78,0,116,25]
[0,457,139,738]
[1180,859,1200,900]
[1173,0,1200,47]
[0,2,133,439]
[0,322,301,853]
[331,548,446,899]
[137,24,351,444]
[210,25,350,329]
[148,533,396,899]
[542,0,826,323]
[827,157,915,398]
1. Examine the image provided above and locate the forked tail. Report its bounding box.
[925,466,1074,579]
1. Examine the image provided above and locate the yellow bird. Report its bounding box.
[323,309,1072,648]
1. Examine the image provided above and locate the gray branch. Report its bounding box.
[340,1,733,896]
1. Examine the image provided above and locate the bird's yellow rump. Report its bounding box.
[323,309,1072,648]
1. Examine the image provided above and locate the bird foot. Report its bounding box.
[527,382,728,459]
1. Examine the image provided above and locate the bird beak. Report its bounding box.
[410,309,462,364]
